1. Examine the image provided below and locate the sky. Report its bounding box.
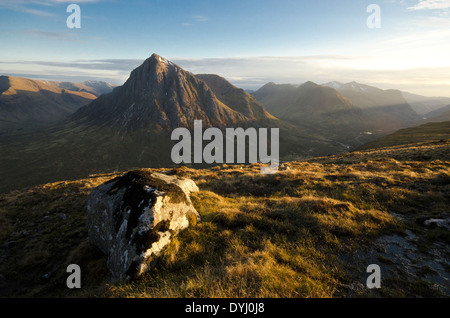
[0,0,449,96]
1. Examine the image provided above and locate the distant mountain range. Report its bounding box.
[0,76,115,134]
[401,91,450,115]
[252,80,450,139]
[323,81,450,116]
[49,80,116,98]
[252,81,369,143]
[321,81,419,133]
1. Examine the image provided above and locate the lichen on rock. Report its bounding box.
[86,169,200,282]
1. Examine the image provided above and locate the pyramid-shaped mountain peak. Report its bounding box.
[71,53,255,133]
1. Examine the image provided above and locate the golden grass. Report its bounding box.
[0,141,449,298]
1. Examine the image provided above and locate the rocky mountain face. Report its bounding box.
[72,54,250,133]
[0,76,98,134]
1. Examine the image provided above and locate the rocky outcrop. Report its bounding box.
[86,170,200,282]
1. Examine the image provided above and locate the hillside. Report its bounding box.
[195,74,275,122]
[432,110,450,123]
[357,121,450,151]
[0,138,448,298]
[323,81,420,134]
[402,91,450,115]
[424,105,450,122]
[253,81,371,146]
[0,76,98,134]
[48,80,116,98]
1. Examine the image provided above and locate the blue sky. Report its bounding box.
[1,0,450,96]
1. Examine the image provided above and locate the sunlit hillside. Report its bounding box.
[1,138,448,298]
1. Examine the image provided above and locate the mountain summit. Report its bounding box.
[73,53,249,133]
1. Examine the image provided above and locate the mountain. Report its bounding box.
[0,54,352,193]
[424,104,450,121]
[401,91,450,115]
[0,54,248,192]
[195,74,275,122]
[72,54,250,133]
[253,81,371,145]
[429,109,450,123]
[323,81,420,134]
[49,80,116,97]
[251,82,298,110]
[0,76,98,134]
[194,76,349,160]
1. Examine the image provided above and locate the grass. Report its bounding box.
[0,140,449,298]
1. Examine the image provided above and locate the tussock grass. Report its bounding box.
[0,141,449,297]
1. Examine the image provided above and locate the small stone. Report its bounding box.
[39,216,50,222]
[41,273,51,280]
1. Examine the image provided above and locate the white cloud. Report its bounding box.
[0,0,101,16]
[181,14,209,27]
[192,15,209,22]
[408,0,450,10]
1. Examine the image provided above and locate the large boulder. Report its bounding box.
[86,170,200,282]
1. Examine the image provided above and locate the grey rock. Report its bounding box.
[41,272,51,280]
[424,218,450,230]
[86,169,200,282]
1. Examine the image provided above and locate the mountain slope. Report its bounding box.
[49,80,116,97]
[252,82,299,113]
[401,91,450,115]
[0,76,97,134]
[323,81,420,133]
[431,109,450,123]
[253,81,371,144]
[1,138,448,298]
[424,104,450,121]
[195,74,276,122]
[356,121,450,151]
